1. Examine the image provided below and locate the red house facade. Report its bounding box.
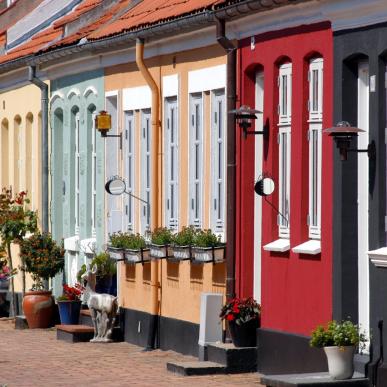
[236,22,334,373]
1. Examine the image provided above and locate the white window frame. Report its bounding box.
[141,109,151,235]
[165,97,179,231]
[124,111,135,232]
[278,63,292,238]
[211,89,226,234]
[189,93,203,228]
[75,112,80,236]
[308,58,323,239]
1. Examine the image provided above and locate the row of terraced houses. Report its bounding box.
[3,0,387,382]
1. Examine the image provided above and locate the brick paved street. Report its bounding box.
[0,319,264,387]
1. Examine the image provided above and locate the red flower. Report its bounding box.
[226,314,235,321]
[232,305,240,314]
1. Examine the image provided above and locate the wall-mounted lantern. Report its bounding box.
[229,105,266,139]
[95,111,122,143]
[324,121,376,161]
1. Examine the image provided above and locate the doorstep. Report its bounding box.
[56,324,94,343]
[260,372,369,387]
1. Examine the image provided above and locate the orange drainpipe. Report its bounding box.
[135,38,160,349]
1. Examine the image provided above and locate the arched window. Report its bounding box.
[1,118,9,188]
[25,113,33,207]
[87,104,96,237]
[13,115,22,194]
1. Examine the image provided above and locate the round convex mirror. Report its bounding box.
[105,177,126,195]
[254,177,275,196]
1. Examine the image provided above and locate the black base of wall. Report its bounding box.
[257,328,328,375]
[123,308,199,357]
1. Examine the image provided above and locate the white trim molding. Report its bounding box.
[123,86,151,111]
[368,247,387,268]
[292,240,321,255]
[50,91,65,106]
[188,64,226,94]
[79,238,96,255]
[163,74,179,98]
[64,235,79,252]
[263,239,290,253]
[66,88,81,100]
[83,86,98,98]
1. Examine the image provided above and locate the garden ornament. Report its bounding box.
[81,264,118,342]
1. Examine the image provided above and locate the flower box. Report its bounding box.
[192,245,225,263]
[124,248,150,263]
[150,244,170,259]
[107,246,124,261]
[170,245,191,260]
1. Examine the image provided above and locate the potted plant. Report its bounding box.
[310,319,367,380]
[220,297,261,347]
[170,226,197,260]
[57,284,83,325]
[19,232,64,328]
[150,227,173,258]
[192,229,225,262]
[90,252,117,295]
[108,232,133,260]
[122,233,150,263]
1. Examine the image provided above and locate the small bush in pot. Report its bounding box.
[91,252,117,295]
[19,232,64,328]
[170,226,198,259]
[192,229,225,262]
[220,297,261,347]
[150,228,173,258]
[57,284,83,325]
[310,319,367,380]
[121,233,150,263]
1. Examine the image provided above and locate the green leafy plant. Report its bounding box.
[150,227,173,245]
[0,188,38,313]
[220,297,261,326]
[193,229,222,248]
[310,320,367,350]
[109,232,146,250]
[77,264,87,283]
[20,232,64,290]
[172,226,198,246]
[91,252,116,278]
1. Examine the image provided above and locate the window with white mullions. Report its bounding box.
[124,111,135,232]
[75,112,80,236]
[141,109,151,235]
[278,63,292,237]
[165,98,178,230]
[189,93,203,228]
[91,110,97,238]
[211,89,226,233]
[308,58,323,238]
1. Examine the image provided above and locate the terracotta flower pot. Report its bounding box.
[23,290,54,329]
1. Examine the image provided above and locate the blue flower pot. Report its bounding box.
[57,300,81,325]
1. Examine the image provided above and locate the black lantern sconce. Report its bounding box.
[229,105,267,139]
[95,111,122,143]
[324,121,376,161]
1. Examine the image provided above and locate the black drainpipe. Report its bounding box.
[28,66,49,289]
[216,18,237,301]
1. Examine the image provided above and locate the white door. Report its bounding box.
[357,61,369,345]
[254,71,264,303]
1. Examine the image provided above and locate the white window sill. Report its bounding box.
[80,238,96,255]
[292,240,321,255]
[64,235,79,252]
[368,247,387,267]
[263,239,290,252]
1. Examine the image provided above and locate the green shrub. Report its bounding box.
[310,320,367,349]
[172,226,198,246]
[91,252,116,278]
[109,232,146,250]
[150,227,173,245]
[193,229,222,248]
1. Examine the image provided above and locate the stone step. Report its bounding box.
[167,361,227,376]
[260,372,369,387]
[56,324,95,343]
[206,342,257,372]
[79,308,121,327]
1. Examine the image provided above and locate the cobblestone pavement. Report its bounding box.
[0,319,264,387]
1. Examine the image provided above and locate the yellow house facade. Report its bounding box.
[0,83,44,296]
[104,44,227,354]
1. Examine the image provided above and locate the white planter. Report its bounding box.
[171,245,191,260]
[150,244,170,259]
[323,345,355,380]
[192,246,225,263]
[124,248,150,263]
[107,247,124,261]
